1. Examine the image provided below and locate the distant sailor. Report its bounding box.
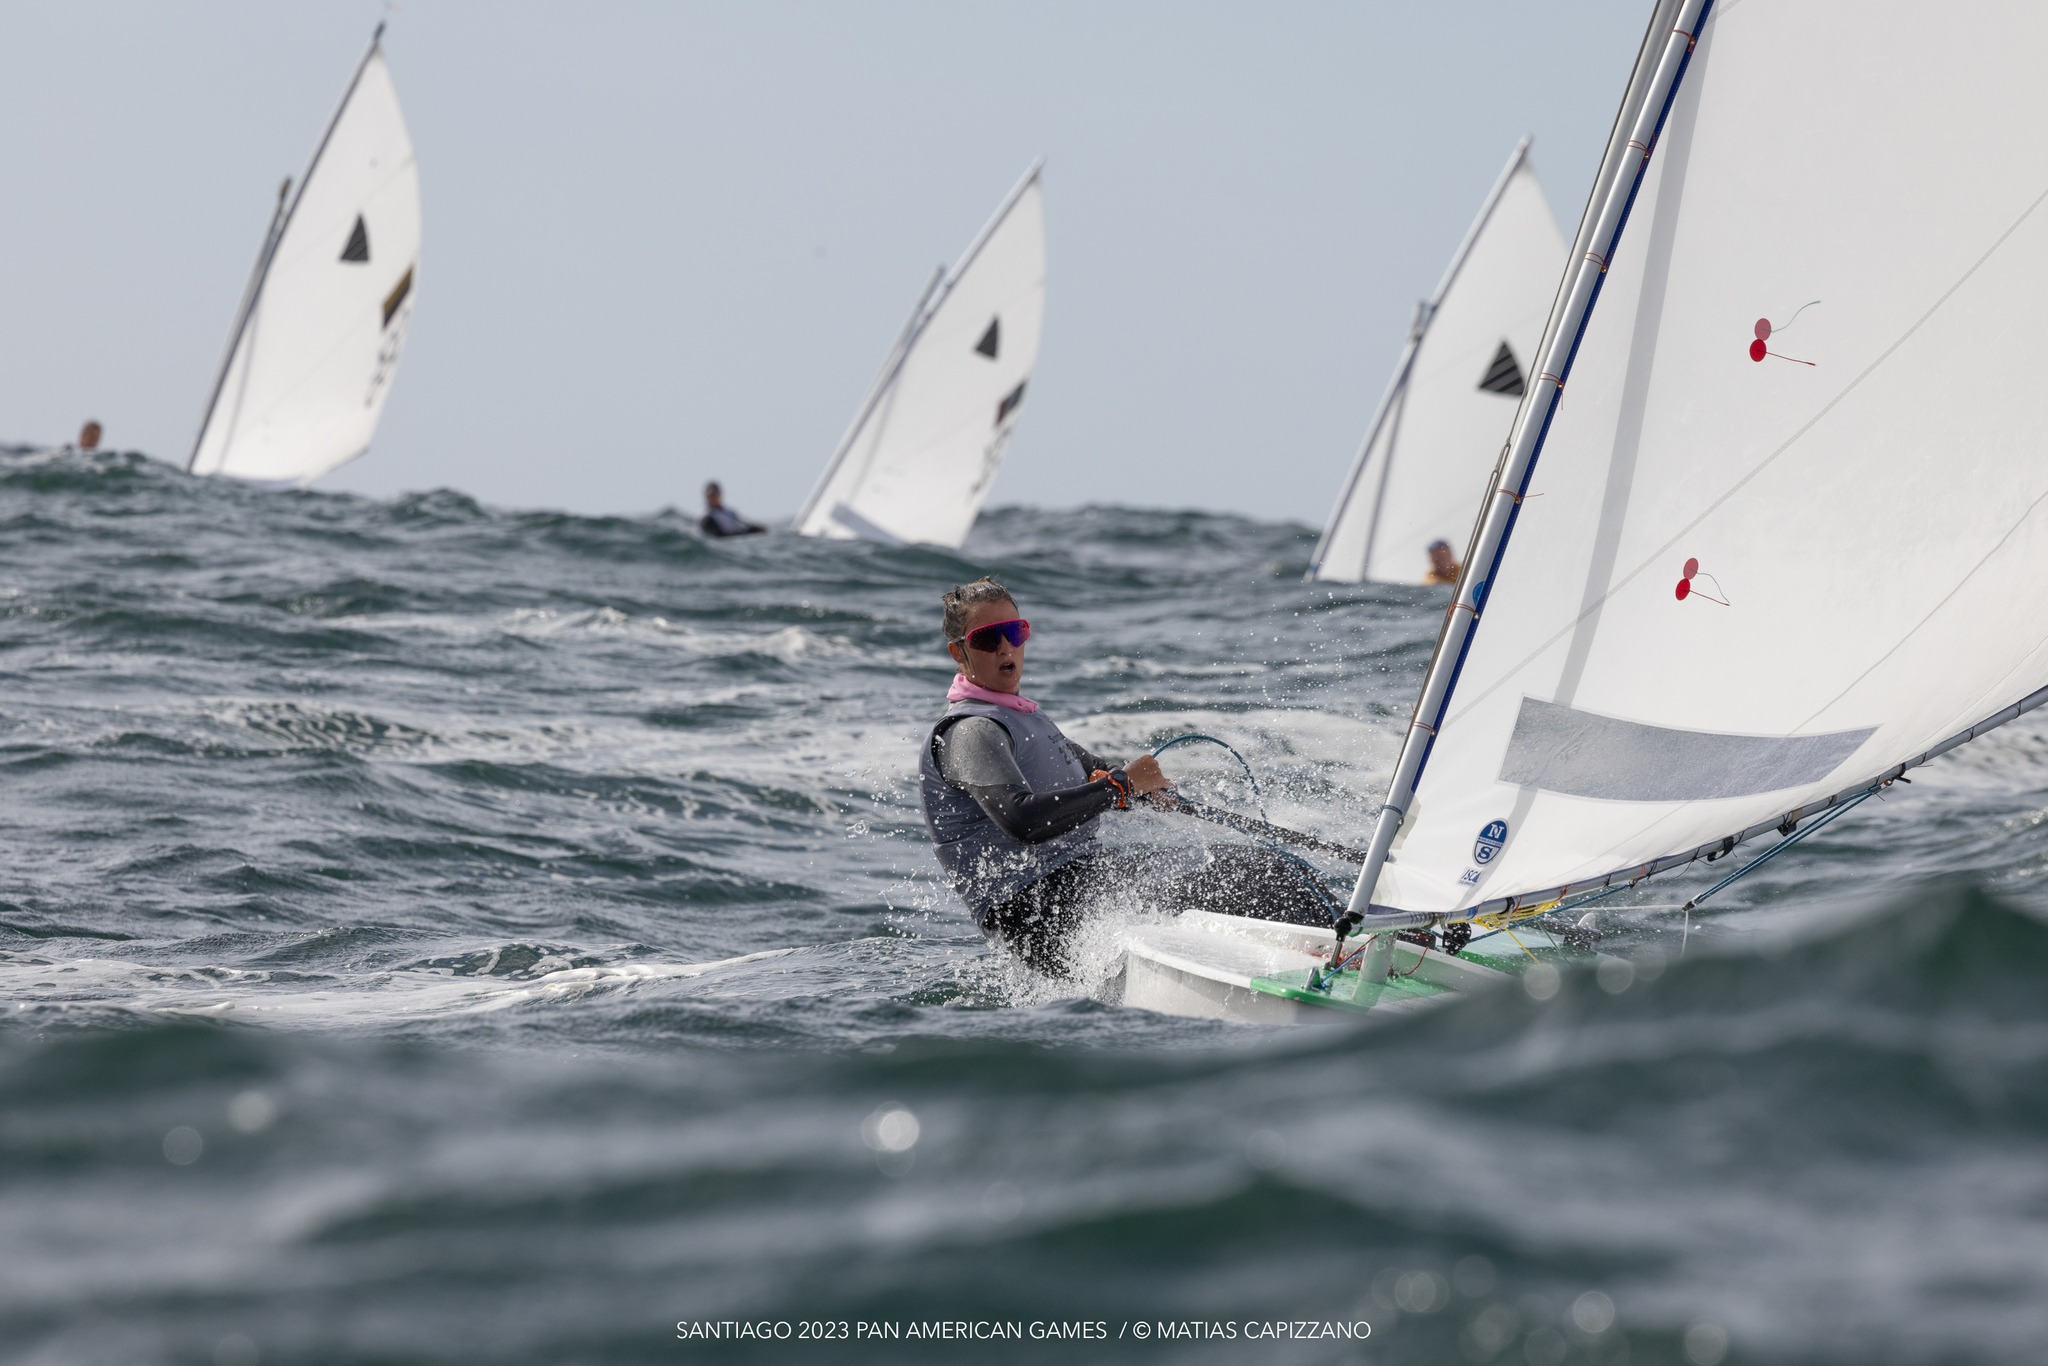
[921,577,1333,974]
[1425,538,1460,585]
[700,481,766,539]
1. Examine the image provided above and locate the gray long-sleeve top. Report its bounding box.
[931,715,1124,844]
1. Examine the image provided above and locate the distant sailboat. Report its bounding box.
[793,162,1045,548]
[1127,0,2048,1019]
[1308,139,1565,585]
[189,25,420,487]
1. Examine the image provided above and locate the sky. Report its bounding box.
[1,1,1649,525]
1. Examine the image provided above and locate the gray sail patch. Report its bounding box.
[1499,697,1874,801]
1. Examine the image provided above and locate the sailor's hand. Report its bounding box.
[1124,754,1169,794]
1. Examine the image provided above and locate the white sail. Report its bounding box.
[190,29,420,487]
[1356,0,2048,922]
[1309,142,1565,585]
[793,163,1045,548]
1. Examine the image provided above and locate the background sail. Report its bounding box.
[1374,3,2048,917]
[1310,145,1564,585]
[793,166,1045,548]
[190,42,420,486]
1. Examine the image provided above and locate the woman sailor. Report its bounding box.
[920,576,1331,973]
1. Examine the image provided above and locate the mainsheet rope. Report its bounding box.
[1146,733,1346,922]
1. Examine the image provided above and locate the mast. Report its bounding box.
[1308,305,1420,582]
[1307,138,1536,582]
[1355,306,1424,580]
[187,177,291,471]
[1341,0,1710,929]
[189,23,388,474]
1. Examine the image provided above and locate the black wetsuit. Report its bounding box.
[929,714,1335,973]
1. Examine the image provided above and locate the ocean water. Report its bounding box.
[4,449,2048,1365]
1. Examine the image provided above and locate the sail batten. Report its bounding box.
[794,162,1046,549]
[190,28,420,486]
[1309,139,1566,585]
[1348,0,2048,924]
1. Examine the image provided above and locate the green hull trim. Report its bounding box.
[1460,946,1573,974]
[1247,966,1452,1013]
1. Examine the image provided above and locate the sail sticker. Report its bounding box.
[381,266,414,329]
[1747,301,1819,365]
[1472,819,1509,865]
[995,380,1027,426]
[1477,341,1527,396]
[975,317,1001,360]
[1674,556,1730,605]
[341,215,371,264]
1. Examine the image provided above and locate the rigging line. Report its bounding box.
[1439,172,2048,732]
[1266,844,1347,921]
[1470,783,1881,947]
[1305,942,1367,993]
[1495,792,1871,953]
[1464,924,1534,951]
[1679,787,1878,914]
[1147,732,1346,920]
[1551,879,1641,918]
[1160,796,1367,864]
[1150,732,1267,822]
[1501,927,1540,963]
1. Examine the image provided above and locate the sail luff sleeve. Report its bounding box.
[1344,0,1713,922]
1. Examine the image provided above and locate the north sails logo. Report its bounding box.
[1473,819,1509,865]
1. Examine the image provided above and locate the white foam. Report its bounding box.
[0,948,799,1029]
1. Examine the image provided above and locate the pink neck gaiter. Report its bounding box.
[947,673,1039,714]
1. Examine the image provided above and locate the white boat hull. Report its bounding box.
[1115,910,1524,1025]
